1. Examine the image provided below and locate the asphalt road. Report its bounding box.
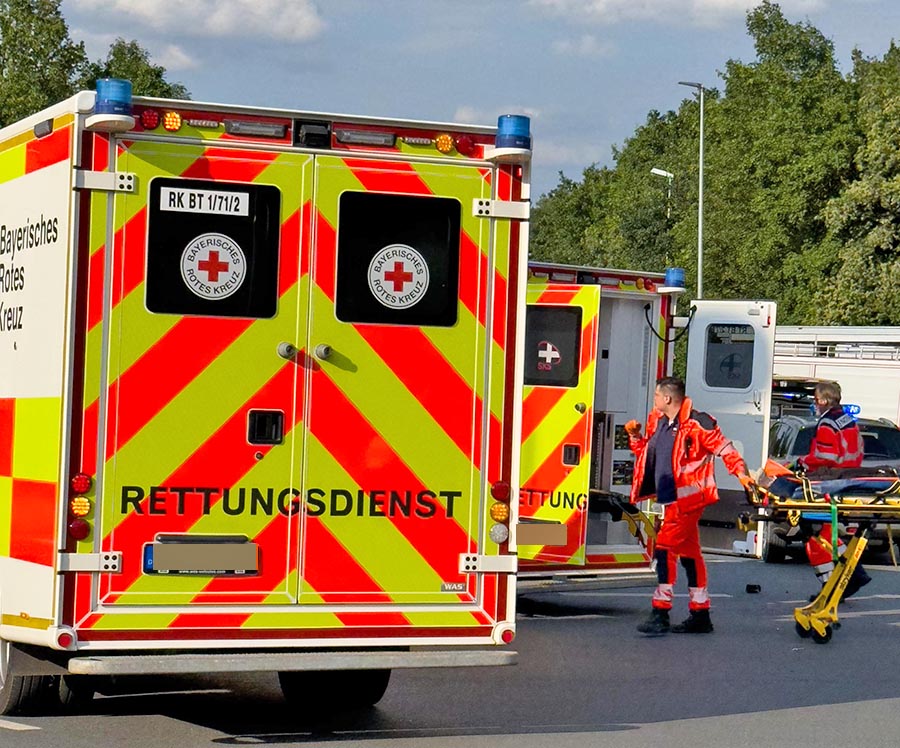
[5,553,900,747]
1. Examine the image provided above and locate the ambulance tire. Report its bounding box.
[0,638,54,716]
[57,675,96,711]
[761,522,787,564]
[278,668,391,712]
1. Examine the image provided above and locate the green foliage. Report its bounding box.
[0,0,87,126]
[0,3,189,129]
[80,38,190,100]
[529,0,900,325]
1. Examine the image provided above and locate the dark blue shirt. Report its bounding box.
[651,417,678,504]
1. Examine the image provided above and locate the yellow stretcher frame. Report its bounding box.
[745,472,900,644]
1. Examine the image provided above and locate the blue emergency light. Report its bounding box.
[664,267,686,289]
[844,404,861,417]
[95,78,133,116]
[496,114,531,149]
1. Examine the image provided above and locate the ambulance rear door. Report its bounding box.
[685,299,777,552]
[518,284,600,566]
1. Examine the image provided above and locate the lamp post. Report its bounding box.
[678,80,705,299]
[650,167,674,219]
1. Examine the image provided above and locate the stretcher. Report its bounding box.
[744,462,900,644]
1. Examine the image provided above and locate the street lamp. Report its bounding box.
[650,168,674,219]
[678,80,705,299]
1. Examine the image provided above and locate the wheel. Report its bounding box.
[795,621,811,638]
[278,669,391,712]
[0,637,54,716]
[761,521,787,564]
[812,626,833,644]
[57,675,96,711]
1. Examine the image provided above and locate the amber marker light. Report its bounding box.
[490,502,510,523]
[434,133,454,153]
[70,496,91,517]
[163,111,183,131]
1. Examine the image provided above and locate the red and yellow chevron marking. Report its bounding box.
[72,142,516,637]
[518,284,601,566]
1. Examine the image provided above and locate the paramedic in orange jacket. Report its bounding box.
[798,380,871,597]
[626,376,751,635]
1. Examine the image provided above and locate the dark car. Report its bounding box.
[762,415,900,562]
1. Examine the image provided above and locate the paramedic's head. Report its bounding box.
[654,376,685,419]
[813,381,841,415]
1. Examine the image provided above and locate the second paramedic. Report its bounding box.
[797,380,872,598]
[625,376,752,635]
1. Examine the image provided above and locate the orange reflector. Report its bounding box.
[490,502,510,522]
[434,133,454,153]
[163,111,182,131]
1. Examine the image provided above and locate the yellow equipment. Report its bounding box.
[745,466,900,644]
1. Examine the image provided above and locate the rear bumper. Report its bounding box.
[67,648,517,675]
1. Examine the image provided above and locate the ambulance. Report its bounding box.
[0,81,528,715]
[516,262,778,582]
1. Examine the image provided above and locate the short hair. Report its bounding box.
[657,376,685,401]
[814,381,842,406]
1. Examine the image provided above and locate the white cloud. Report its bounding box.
[529,0,827,26]
[68,0,325,41]
[551,34,616,57]
[155,45,198,72]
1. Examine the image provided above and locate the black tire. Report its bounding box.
[795,621,811,639]
[278,669,391,712]
[761,521,787,564]
[812,626,833,644]
[57,675,96,711]
[0,638,54,716]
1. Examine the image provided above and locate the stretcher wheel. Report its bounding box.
[794,622,811,638]
[811,626,832,644]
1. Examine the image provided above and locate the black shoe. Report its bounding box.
[842,566,872,599]
[636,608,670,635]
[671,609,714,634]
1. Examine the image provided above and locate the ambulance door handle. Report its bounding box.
[574,402,587,413]
[752,389,762,410]
[277,342,298,360]
[314,344,332,361]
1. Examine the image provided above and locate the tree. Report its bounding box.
[80,38,189,100]
[817,44,900,323]
[0,0,87,126]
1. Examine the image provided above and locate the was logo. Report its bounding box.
[180,233,247,300]
[536,341,561,371]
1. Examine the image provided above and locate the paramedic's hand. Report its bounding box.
[624,420,643,438]
[737,474,754,490]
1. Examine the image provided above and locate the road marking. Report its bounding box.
[0,719,40,731]
[556,591,733,598]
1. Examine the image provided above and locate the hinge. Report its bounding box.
[74,169,136,193]
[472,198,530,221]
[459,553,517,574]
[59,552,122,573]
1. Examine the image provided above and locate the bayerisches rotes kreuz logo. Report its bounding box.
[180,233,247,300]
[367,244,430,309]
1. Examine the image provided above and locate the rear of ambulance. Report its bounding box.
[54,87,529,710]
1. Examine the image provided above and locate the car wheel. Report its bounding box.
[761,521,787,564]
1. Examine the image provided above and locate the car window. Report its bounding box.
[861,427,900,459]
[790,426,815,458]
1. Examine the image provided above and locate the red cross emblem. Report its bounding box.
[383,261,414,292]
[197,250,230,282]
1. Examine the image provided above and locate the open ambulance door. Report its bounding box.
[517,285,600,567]
[684,299,776,554]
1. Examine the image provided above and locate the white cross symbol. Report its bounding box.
[538,342,561,365]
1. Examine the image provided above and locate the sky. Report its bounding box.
[60,0,900,198]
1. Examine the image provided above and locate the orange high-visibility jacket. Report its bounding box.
[629,397,747,513]
[801,406,863,471]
